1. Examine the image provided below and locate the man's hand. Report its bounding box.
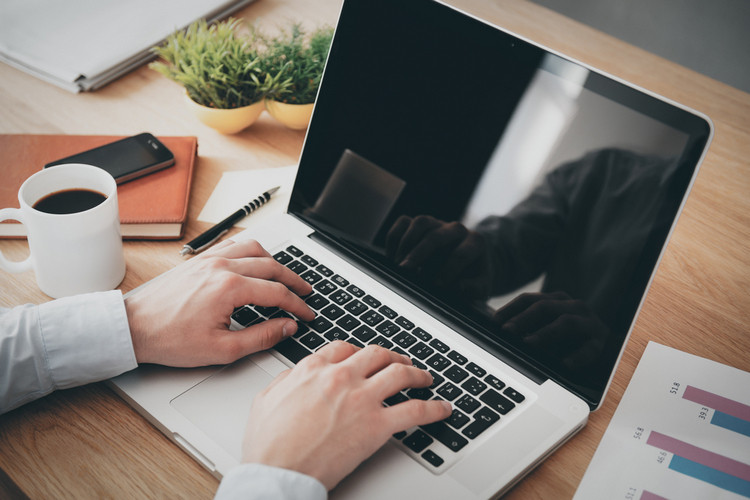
[125,239,315,367]
[242,341,452,490]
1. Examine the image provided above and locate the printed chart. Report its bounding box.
[574,342,750,500]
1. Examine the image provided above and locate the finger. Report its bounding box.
[395,215,442,265]
[439,231,483,285]
[384,399,453,434]
[209,239,273,260]
[385,215,411,260]
[218,318,298,362]
[368,363,433,401]
[344,344,412,378]
[240,277,315,321]
[228,256,313,297]
[314,340,360,364]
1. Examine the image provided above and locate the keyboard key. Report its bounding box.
[330,290,353,305]
[403,430,433,453]
[309,316,334,333]
[480,389,515,415]
[231,306,259,326]
[461,377,488,396]
[273,251,293,264]
[299,332,326,350]
[429,371,445,389]
[301,269,323,284]
[393,332,418,349]
[352,325,376,342]
[332,274,349,287]
[503,386,525,403]
[314,280,337,295]
[426,353,450,371]
[274,338,312,364]
[301,255,318,267]
[324,327,349,342]
[461,407,500,439]
[286,245,303,257]
[384,392,409,406]
[485,374,505,390]
[321,304,345,320]
[466,362,486,378]
[412,327,432,341]
[421,450,444,467]
[362,310,385,326]
[395,316,415,330]
[446,409,470,429]
[370,335,394,349]
[316,264,333,277]
[270,310,293,320]
[347,338,365,348]
[429,338,450,353]
[305,293,330,310]
[444,365,469,383]
[455,394,480,414]
[436,382,462,401]
[406,387,433,400]
[255,305,279,316]
[421,421,468,452]
[344,299,367,315]
[409,342,434,360]
[393,431,407,440]
[375,320,400,337]
[363,294,381,308]
[346,284,365,297]
[379,305,398,319]
[287,261,308,274]
[335,314,362,331]
[447,350,468,365]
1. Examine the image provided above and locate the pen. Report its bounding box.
[179,186,281,256]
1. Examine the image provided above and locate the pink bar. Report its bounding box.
[646,431,750,482]
[640,490,668,500]
[683,385,750,421]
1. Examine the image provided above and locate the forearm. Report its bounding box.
[0,290,137,414]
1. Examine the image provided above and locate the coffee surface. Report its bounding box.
[33,188,107,214]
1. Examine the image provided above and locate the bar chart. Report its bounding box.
[574,342,750,500]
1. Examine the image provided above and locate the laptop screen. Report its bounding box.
[289,0,711,408]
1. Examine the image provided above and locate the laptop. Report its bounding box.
[110,0,713,497]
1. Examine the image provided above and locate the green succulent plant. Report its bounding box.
[262,24,334,105]
[150,19,284,109]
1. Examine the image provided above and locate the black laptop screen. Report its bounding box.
[289,0,711,408]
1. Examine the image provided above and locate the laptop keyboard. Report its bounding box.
[230,244,526,472]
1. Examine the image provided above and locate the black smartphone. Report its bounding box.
[44,133,175,184]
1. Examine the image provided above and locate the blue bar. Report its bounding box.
[669,455,750,498]
[712,410,750,438]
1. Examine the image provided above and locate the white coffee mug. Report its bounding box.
[0,163,126,298]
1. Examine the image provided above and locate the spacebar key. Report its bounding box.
[274,338,312,364]
[421,421,469,452]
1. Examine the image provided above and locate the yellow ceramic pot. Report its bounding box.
[265,100,315,130]
[184,95,264,134]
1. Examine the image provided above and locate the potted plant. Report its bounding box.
[150,19,282,134]
[262,25,334,130]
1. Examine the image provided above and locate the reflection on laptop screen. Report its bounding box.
[290,0,710,407]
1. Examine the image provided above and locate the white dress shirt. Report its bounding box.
[0,290,326,499]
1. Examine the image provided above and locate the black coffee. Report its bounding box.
[33,188,107,214]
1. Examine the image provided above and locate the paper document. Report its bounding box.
[198,166,297,232]
[0,0,255,92]
[575,342,750,500]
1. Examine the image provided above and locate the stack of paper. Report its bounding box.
[0,0,255,92]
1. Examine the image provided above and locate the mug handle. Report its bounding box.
[0,208,33,273]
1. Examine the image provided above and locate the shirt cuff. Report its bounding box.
[38,289,137,390]
[215,463,327,500]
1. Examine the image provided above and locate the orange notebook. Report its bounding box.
[0,134,197,239]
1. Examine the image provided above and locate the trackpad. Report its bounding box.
[170,356,276,461]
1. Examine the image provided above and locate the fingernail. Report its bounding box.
[282,321,296,338]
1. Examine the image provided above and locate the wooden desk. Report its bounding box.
[1,0,748,498]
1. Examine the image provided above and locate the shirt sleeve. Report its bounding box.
[215,463,327,500]
[0,290,137,414]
